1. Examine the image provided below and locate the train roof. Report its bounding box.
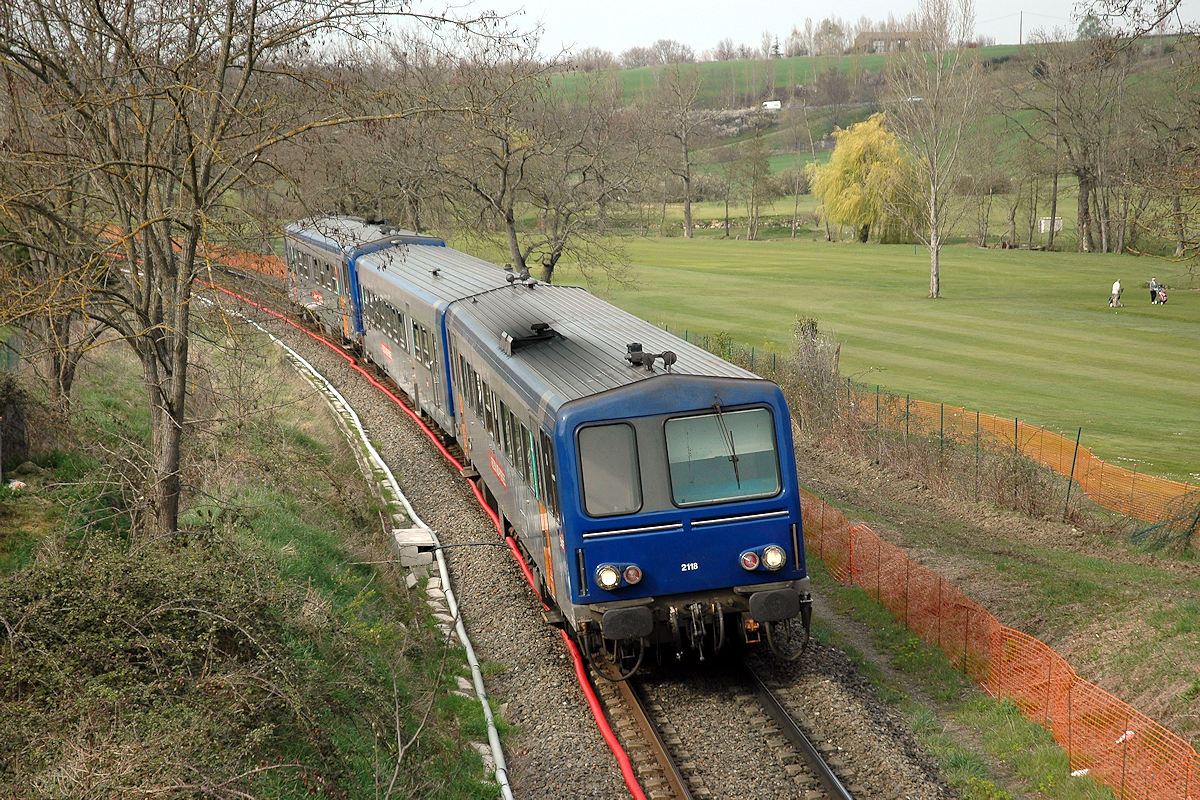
[447,282,758,414]
[287,215,517,308]
[357,240,516,308]
[284,215,445,253]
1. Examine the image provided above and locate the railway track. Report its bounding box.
[590,657,857,800]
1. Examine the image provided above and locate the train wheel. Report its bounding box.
[765,616,809,662]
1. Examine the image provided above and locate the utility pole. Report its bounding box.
[1019,11,1023,45]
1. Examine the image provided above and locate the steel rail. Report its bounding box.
[744,664,855,800]
[590,665,694,800]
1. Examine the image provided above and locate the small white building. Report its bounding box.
[762,100,782,111]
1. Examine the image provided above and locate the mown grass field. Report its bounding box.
[547,236,1199,483]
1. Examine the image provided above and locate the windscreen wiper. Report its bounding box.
[713,397,742,488]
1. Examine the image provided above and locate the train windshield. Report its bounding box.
[664,408,780,506]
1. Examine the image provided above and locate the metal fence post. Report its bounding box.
[1064,427,1082,519]
[975,411,981,491]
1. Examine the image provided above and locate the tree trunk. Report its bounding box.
[976,190,992,247]
[928,197,941,298]
[682,156,694,238]
[504,209,526,273]
[1006,190,1020,247]
[929,242,941,298]
[1046,169,1060,251]
[1077,174,1095,252]
[1174,196,1185,257]
[1096,184,1111,253]
[858,224,870,243]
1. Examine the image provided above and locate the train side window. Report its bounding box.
[517,421,530,482]
[579,425,639,516]
[483,383,495,438]
[526,428,540,499]
[502,407,515,460]
[497,400,510,457]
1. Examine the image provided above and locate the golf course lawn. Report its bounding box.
[552,236,1199,484]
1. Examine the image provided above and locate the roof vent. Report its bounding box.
[501,322,557,355]
[625,343,676,372]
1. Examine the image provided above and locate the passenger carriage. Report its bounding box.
[283,215,811,675]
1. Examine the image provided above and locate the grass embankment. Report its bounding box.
[0,316,497,798]
[544,236,1199,483]
[810,562,1117,800]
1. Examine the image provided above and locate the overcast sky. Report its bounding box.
[481,0,1198,55]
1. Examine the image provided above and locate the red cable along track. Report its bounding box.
[205,282,648,800]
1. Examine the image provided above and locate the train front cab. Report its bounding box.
[555,375,812,664]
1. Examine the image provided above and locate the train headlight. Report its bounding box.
[762,545,787,571]
[596,564,622,590]
[622,565,643,585]
[740,551,760,571]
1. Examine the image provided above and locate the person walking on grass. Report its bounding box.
[1110,279,1122,307]
[1150,277,1161,304]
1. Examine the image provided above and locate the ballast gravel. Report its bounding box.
[241,296,955,800]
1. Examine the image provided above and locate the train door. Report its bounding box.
[406,306,421,412]
[335,258,353,340]
[407,312,447,427]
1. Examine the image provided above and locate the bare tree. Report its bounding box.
[653,66,706,238]
[428,48,648,282]
[0,0,512,537]
[649,39,696,65]
[571,46,616,72]
[885,0,979,297]
[731,126,775,240]
[0,73,108,414]
[712,38,738,61]
[1010,34,1136,253]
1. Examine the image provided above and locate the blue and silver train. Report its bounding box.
[283,216,812,674]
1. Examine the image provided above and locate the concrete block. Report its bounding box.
[393,526,435,548]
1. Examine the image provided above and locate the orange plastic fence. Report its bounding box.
[206,248,286,279]
[801,488,1200,799]
[852,390,1197,524]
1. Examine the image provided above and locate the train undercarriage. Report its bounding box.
[573,586,813,680]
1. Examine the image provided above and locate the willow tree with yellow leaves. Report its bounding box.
[808,113,916,245]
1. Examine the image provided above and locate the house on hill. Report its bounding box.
[854,31,925,53]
